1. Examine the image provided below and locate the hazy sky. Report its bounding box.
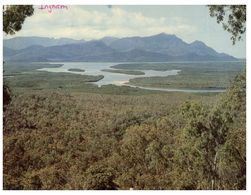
[4,5,246,58]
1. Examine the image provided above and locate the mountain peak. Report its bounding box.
[154,32,175,37]
[145,33,179,42]
[191,40,206,46]
[100,36,119,45]
[157,32,168,36]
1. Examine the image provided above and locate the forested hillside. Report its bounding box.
[3,72,246,190]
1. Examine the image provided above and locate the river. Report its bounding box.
[38,62,226,93]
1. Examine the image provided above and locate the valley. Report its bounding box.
[2,4,246,190]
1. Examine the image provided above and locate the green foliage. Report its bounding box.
[117,120,177,189]
[3,5,34,35]
[21,166,67,190]
[173,71,246,189]
[208,5,246,44]
[3,87,215,190]
[83,164,117,190]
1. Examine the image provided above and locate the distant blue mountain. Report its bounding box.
[3,36,85,50]
[100,36,119,45]
[3,33,238,62]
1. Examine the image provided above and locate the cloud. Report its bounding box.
[5,5,197,40]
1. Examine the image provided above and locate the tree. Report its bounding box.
[3,80,11,111]
[208,5,246,44]
[3,5,34,35]
[83,164,118,190]
[174,8,246,188]
[175,71,246,190]
[3,5,34,110]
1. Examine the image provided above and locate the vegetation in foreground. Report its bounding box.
[3,71,245,190]
[101,69,145,75]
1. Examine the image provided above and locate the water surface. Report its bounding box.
[38,61,230,93]
[38,62,180,86]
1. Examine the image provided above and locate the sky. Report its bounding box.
[4,5,246,58]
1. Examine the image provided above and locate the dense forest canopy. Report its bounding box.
[3,72,246,189]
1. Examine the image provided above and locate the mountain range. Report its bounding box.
[3,33,238,62]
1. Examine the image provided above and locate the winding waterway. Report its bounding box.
[38,62,225,93]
